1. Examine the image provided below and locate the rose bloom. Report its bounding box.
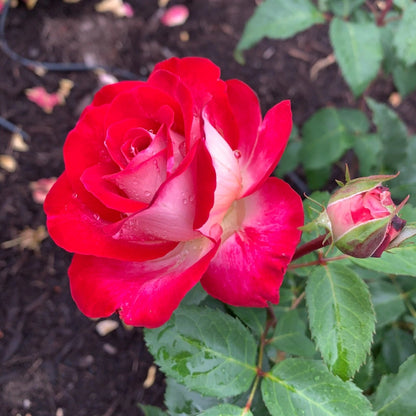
[326,175,407,258]
[44,57,303,328]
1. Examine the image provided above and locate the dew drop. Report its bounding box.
[144,191,151,197]
[72,192,78,199]
[233,149,242,159]
[183,199,188,205]
[189,195,195,203]
[93,213,101,221]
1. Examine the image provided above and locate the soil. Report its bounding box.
[1,1,415,415]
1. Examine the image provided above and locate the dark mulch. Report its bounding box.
[1,1,415,415]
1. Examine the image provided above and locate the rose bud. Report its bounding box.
[325,173,408,258]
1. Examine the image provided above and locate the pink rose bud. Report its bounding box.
[325,174,408,258]
[160,5,189,27]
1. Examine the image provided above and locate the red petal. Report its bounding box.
[153,57,221,109]
[90,81,143,107]
[68,236,219,328]
[44,173,177,261]
[201,177,303,307]
[110,141,213,242]
[236,98,292,196]
[64,104,110,186]
[225,79,261,156]
[148,69,200,149]
[105,118,160,168]
[104,85,184,135]
[105,148,167,204]
[81,163,148,212]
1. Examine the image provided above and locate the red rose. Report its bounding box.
[326,174,407,258]
[44,57,303,327]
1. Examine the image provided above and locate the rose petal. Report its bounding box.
[105,118,160,168]
[153,57,221,109]
[68,235,219,328]
[105,148,167,204]
[199,113,242,234]
[91,81,143,107]
[110,141,214,242]
[160,5,189,27]
[228,86,292,196]
[81,163,148,212]
[64,104,110,187]
[148,69,199,149]
[201,177,303,307]
[26,86,62,113]
[104,85,184,135]
[45,173,177,261]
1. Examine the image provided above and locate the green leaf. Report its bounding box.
[274,128,301,177]
[327,0,366,17]
[330,18,382,96]
[165,378,220,416]
[381,327,416,373]
[268,309,316,358]
[138,404,168,416]
[305,166,331,190]
[392,63,416,97]
[261,358,374,415]
[199,404,253,416]
[374,355,416,415]
[181,283,208,306]
[394,0,414,9]
[353,354,374,391]
[144,306,257,398]
[366,98,408,171]
[228,306,267,338]
[351,246,416,276]
[300,107,369,170]
[236,0,325,55]
[353,133,383,176]
[394,3,416,66]
[368,280,406,328]
[306,263,375,379]
[380,19,400,74]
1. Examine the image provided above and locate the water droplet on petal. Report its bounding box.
[144,191,151,197]
[93,213,101,221]
[189,195,195,203]
[183,199,188,205]
[233,149,242,159]
[72,193,78,199]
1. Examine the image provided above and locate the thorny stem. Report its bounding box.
[376,0,394,26]
[291,234,331,261]
[288,254,349,270]
[242,305,276,414]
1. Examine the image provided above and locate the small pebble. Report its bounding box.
[96,319,119,336]
[103,343,118,355]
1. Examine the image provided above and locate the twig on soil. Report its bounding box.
[0,116,30,140]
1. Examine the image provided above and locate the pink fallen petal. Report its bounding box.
[26,87,63,113]
[30,177,57,204]
[122,2,134,17]
[160,5,189,27]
